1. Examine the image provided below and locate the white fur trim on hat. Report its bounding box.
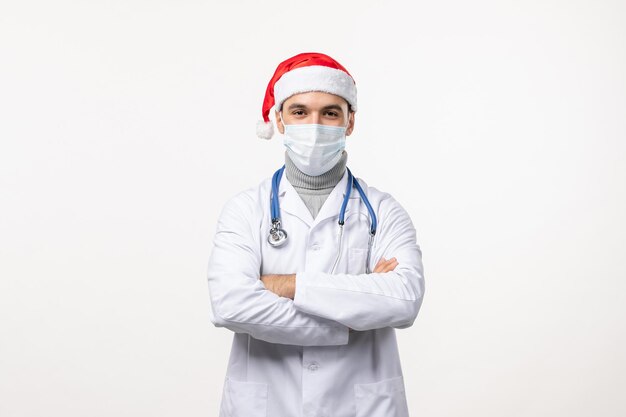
[274,65,357,112]
[256,119,274,139]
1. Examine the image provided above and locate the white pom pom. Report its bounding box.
[256,120,274,140]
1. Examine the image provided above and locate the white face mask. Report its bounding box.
[280,113,347,176]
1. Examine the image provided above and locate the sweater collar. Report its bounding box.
[284,150,348,191]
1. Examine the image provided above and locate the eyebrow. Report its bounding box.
[322,104,344,112]
[286,103,344,112]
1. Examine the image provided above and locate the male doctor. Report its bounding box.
[207,52,425,417]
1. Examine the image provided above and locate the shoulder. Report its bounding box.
[218,177,272,222]
[353,176,416,235]
[353,176,405,214]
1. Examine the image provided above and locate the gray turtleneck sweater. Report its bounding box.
[284,150,347,219]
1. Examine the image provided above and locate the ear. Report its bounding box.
[346,111,356,136]
[275,109,285,134]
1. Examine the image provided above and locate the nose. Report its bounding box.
[310,112,322,125]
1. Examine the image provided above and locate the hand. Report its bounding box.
[373,257,398,273]
[260,274,296,299]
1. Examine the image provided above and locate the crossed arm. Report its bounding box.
[208,192,424,345]
[260,257,399,299]
[260,257,399,333]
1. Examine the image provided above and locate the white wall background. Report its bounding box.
[1,1,625,416]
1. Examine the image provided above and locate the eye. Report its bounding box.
[324,111,339,117]
[292,110,306,116]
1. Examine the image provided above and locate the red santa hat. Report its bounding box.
[256,52,358,139]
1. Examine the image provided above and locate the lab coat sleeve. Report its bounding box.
[207,192,350,346]
[293,195,425,331]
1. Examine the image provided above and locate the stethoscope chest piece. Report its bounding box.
[268,220,288,247]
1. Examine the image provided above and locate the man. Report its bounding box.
[207,52,425,417]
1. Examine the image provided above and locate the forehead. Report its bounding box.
[282,91,349,109]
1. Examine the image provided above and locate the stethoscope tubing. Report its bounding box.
[270,165,285,223]
[272,166,377,234]
[268,166,378,272]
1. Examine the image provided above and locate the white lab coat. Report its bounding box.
[207,168,425,417]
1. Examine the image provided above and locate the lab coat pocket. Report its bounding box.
[354,375,409,417]
[348,247,369,274]
[221,376,268,417]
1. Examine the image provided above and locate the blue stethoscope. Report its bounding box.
[268,165,378,273]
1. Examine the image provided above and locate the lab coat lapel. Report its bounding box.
[278,175,314,227]
[310,169,349,229]
[278,169,366,231]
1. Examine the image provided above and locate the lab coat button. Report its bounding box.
[307,362,319,371]
[310,244,320,251]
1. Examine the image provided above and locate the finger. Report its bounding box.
[386,260,399,272]
[380,257,396,268]
[381,259,399,273]
[374,263,393,273]
[373,265,385,273]
[374,256,398,273]
[373,258,387,273]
